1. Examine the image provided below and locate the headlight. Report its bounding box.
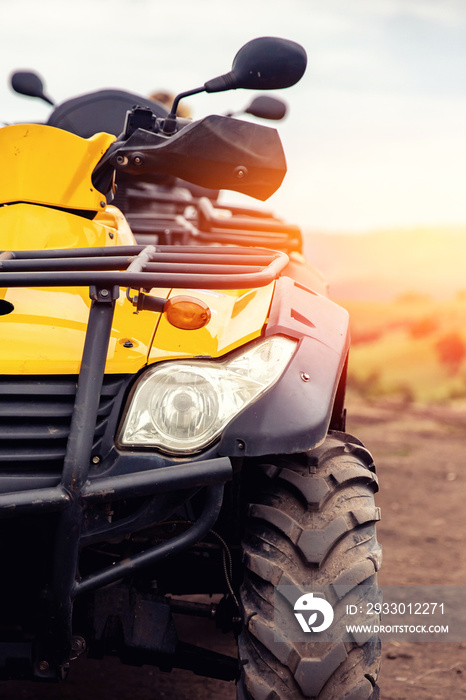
[118,335,297,455]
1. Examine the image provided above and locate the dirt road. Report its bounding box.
[348,396,466,700]
[4,395,466,699]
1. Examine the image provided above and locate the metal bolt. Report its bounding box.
[100,289,109,297]
[123,341,134,348]
[100,201,106,208]
[38,660,49,673]
[108,231,114,239]
[237,439,245,450]
[91,455,100,464]
[300,372,310,382]
[233,165,247,180]
[71,636,86,656]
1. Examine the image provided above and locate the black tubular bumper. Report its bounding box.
[0,456,232,516]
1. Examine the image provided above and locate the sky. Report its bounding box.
[0,0,465,232]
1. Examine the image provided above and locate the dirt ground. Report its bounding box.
[348,395,466,700]
[4,395,466,699]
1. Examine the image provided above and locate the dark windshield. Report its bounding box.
[47,89,168,138]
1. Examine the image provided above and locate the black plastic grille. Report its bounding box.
[0,375,127,473]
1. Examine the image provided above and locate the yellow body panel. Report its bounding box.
[0,125,114,212]
[148,285,274,362]
[0,202,163,374]
[0,124,274,374]
[0,203,274,373]
[0,203,135,251]
[0,282,274,374]
[0,286,168,374]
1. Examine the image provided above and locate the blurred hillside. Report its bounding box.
[304,227,466,301]
[342,295,466,403]
[302,228,466,403]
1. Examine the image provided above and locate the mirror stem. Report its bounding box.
[162,86,205,134]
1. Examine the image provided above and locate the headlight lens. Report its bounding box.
[118,335,297,454]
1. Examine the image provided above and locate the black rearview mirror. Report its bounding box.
[10,71,54,106]
[244,95,288,121]
[164,36,305,131]
[204,37,307,93]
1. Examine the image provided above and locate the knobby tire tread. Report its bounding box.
[237,431,381,700]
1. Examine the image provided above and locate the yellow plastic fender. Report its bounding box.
[0,124,114,212]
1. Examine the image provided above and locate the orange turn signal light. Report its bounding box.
[164,296,211,330]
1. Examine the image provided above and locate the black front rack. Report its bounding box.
[0,243,288,290]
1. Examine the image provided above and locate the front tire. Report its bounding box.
[237,431,382,700]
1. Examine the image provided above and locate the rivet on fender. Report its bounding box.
[233,165,248,180]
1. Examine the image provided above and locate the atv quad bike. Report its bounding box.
[1,37,381,699]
